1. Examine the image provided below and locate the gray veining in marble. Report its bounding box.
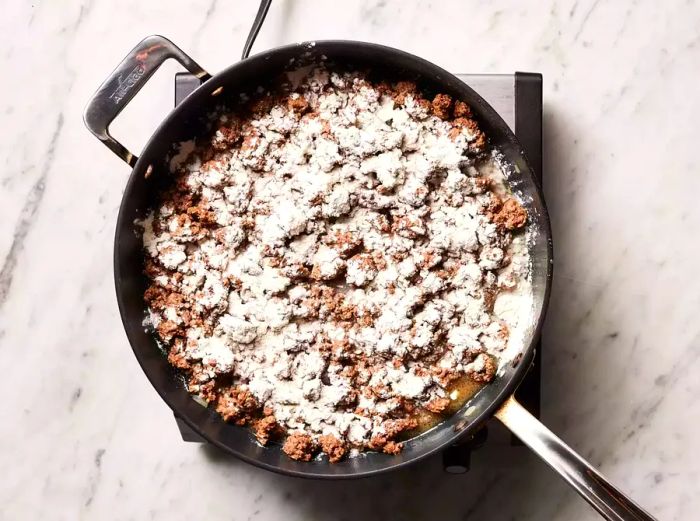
[1,0,699,519]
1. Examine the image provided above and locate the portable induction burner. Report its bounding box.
[172,71,544,474]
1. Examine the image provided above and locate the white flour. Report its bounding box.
[141,67,532,449]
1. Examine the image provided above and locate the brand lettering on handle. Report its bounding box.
[109,63,147,104]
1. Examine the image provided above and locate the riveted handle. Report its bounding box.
[83,35,211,167]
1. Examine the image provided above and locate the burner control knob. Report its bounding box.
[442,425,488,474]
[442,443,471,474]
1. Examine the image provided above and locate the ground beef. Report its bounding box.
[252,416,279,445]
[453,100,473,118]
[319,435,347,463]
[425,397,451,414]
[431,93,453,119]
[215,387,259,425]
[287,94,310,114]
[488,198,528,230]
[282,433,315,461]
[466,356,497,384]
[382,441,403,455]
[383,417,419,438]
[142,66,531,464]
[368,433,389,451]
[392,80,417,105]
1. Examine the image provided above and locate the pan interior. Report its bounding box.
[114,41,551,478]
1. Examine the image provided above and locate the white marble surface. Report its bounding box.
[1,0,699,519]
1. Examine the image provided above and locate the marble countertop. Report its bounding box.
[2,0,699,519]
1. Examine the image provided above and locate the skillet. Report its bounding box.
[84,25,655,521]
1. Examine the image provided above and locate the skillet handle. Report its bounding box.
[83,35,211,167]
[495,397,656,521]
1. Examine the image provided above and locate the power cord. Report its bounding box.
[241,0,273,60]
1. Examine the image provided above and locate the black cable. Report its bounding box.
[241,0,273,60]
